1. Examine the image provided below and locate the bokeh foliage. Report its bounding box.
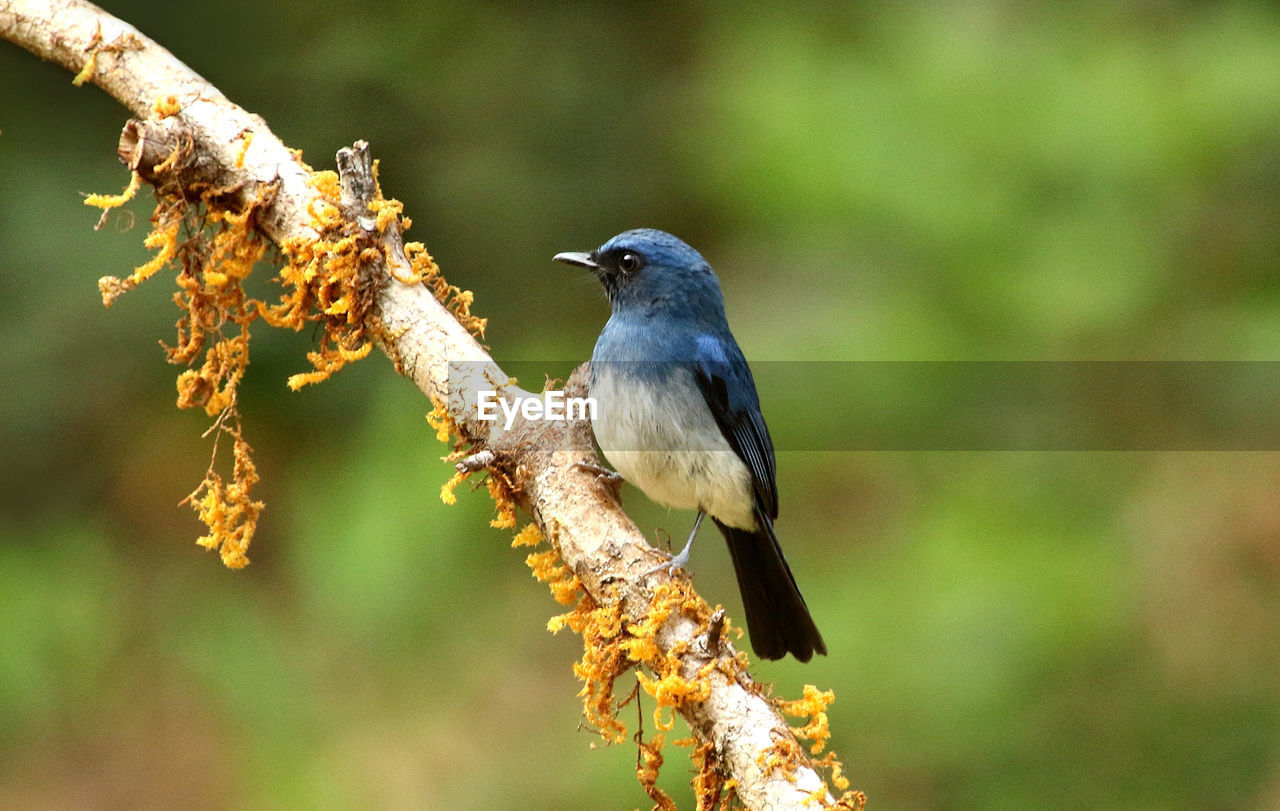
[2,1,1279,807]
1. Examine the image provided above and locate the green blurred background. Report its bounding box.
[3,2,1280,807]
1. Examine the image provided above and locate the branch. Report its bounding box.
[1,2,856,806]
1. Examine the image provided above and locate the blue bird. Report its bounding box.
[554,229,826,662]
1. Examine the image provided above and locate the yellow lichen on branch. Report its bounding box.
[636,733,675,811]
[90,127,485,568]
[234,129,254,168]
[70,24,143,88]
[776,686,865,807]
[152,95,182,118]
[690,740,731,810]
[180,416,263,569]
[487,476,518,529]
[568,596,634,745]
[369,196,406,235]
[285,340,373,391]
[546,561,737,799]
[510,522,543,549]
[268,171,377,388]
[426,397,458,444]
[778,684,836,756]
[157,181,268,564]
[93,178,174,305]
[429,405,857,805]
[438,470,466,506]
[454,481,734,803]
[404,239,486,337]
[176,327,249,416]
[85,170,142,214]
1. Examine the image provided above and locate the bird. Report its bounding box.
[554,228,826,662]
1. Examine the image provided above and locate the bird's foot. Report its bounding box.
[643,540,692,578]
[573,460,624,501]
[643,510,704,579]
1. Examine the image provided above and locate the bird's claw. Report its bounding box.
[643,545,691,579]
[644,511,703,579]
[573,460,624,500]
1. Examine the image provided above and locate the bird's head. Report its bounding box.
[554,228,725,317]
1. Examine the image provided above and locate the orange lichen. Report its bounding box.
[404,239,486,336]
[636,733,675,811]
[524,549,565,585]
[72,25,143,87]
[84,171,142,214]
[439,470,467,506]
[528,543,633,747]
[832,784,869,811]
[71,24,102,86]
[303,174,344,230]
[751,686,866,808]
[778,686,866,808]
[510,522,543,548]
[175,328,249,417]
[426,397,458,444]
[369,197,407,234]
[286,341,373,390]
[812,752,853,795]
[778,684,836,756]
[547,569,583,607]
[517,523,583,608]
[548,574,729,796]
[571,600,632,744]
[432,456,857,804]
[152,94,182,118]
[262,167,455,390]
[234,129,254,168]
[95,199,179,303]
[757,735,806,785]
[72,49,97,86]
[91,128,487,568]
[690,740,732,810]
[269,220,374,388]
[487,476,518,529]
[180,417,262,569]
[637,666,712,731]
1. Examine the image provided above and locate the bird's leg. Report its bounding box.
[645,510,706,577]
[572,460,624,501]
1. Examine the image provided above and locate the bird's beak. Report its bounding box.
[553,251,599,270]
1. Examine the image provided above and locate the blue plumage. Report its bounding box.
[554,229,826,662]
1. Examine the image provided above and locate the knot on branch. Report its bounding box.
[117,115,243,201]
[336,140,377,227]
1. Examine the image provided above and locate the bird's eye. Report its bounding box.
[618,252,644,273]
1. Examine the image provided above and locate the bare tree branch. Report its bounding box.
[1,1,853,806]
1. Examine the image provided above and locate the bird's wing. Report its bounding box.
[693,332,779,519]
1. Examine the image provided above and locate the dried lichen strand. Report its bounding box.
[89,165,273,565]
[636,733,675,810]
[179,417,262,569]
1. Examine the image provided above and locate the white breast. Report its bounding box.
[590,363,757,530]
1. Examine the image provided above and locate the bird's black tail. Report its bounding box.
[713,511,826,662]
